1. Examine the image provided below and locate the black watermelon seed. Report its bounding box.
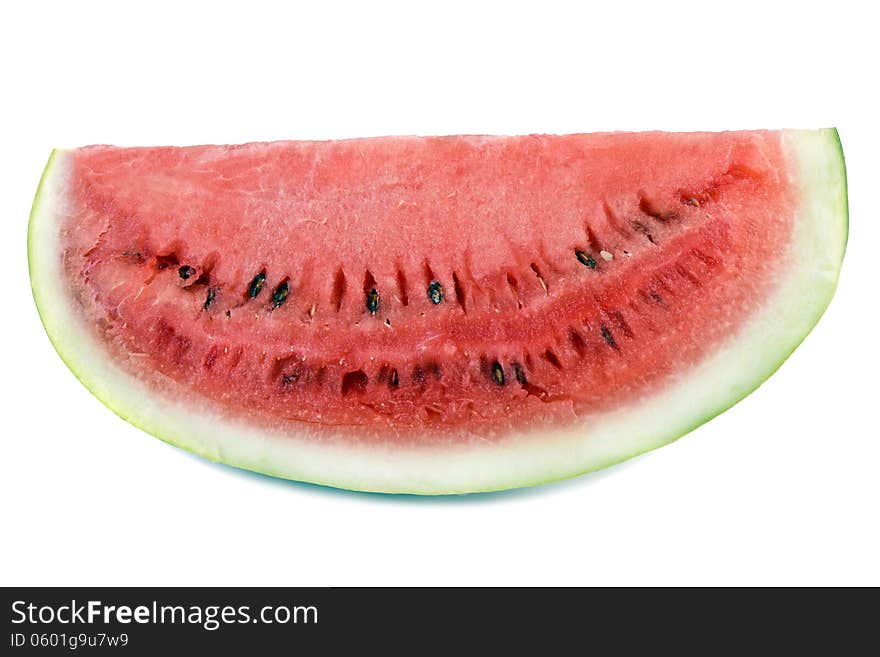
[203,286,218,310]
[513,363,527,385]
[600,324,618,350]
[178,265,196,280]
[575,250,597,269]
[491,362,505,386]
[389,368,399,388]
[272,281,290,308]
[248,272,267,298]
[366,288,380,314]
[427,280,444,304]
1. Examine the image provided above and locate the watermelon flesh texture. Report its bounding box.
[29,130,847,493]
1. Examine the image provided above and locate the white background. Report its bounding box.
[2,1,877,586]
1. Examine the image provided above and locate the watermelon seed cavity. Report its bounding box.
[530,263,548,294]
[341,370,368,396]
[541,349,563,370]
[602,202,632,239]
[568,329,587,357]
[154,253,179,269]
[395,269,409,306]
[178,265,195,280]
[452,272,467,313]
[506,272,522,309]
[611,311,634,338]
[631,221,656,245]
[600,325,618,350]
[585,225,603,255]
[203,286,218,311]
[639,195,679,223]
[331,268,347,312]
[429,362,442,380]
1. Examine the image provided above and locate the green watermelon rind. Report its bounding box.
[27,130,848,495]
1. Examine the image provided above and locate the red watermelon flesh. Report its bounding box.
[29,130,847,493]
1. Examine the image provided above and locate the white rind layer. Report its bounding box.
[28,130,848,494]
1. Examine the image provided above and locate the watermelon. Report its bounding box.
[28,129,847,494]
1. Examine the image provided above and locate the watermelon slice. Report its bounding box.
[28,129,847,494]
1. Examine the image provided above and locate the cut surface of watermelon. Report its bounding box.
[29,129,847,494]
